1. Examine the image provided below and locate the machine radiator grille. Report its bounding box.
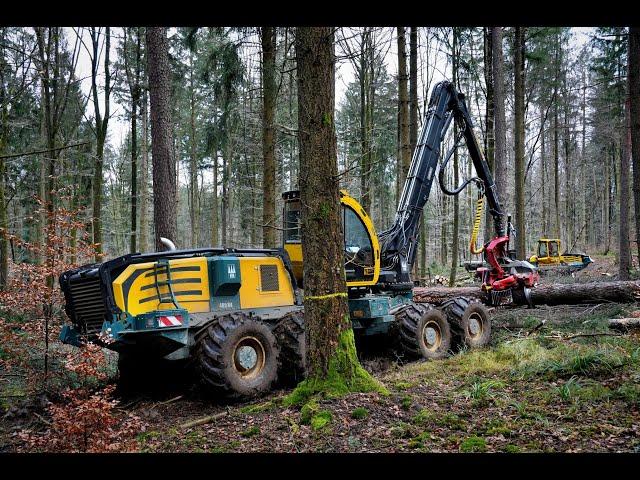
[68,276,106,334]
[260,265,279,292]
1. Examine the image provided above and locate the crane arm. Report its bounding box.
[378,80,505,284]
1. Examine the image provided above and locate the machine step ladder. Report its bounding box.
[153,259,181,309]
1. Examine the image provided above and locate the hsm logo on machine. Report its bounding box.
[228,264,236,279]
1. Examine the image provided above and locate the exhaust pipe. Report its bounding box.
[160,237,177,251]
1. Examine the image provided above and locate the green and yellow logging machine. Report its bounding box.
[59,81,539,399]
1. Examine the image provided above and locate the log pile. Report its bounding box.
[413,280,640,306]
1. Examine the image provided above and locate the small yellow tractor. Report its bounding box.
[528,238,593,275]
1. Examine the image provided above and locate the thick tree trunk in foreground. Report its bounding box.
[261,26,277,248]
[413,281,640,306]
[147,27,177,251]
[292,27,380,399]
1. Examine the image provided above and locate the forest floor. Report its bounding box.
[2,254,640,452]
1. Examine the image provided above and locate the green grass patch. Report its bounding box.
[393,381,414,391]
[400,394,412,410]
[615,383,640,405]
[390,421,414,439]
[408,431,432,449]
[459,435,487,452]
[241,426,260,438]
[240,400,277,414]
[351,407,368,420]
[504,444,521,453]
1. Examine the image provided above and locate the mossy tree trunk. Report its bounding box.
[292,27,383,402]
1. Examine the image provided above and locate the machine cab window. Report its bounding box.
[284,198,301,243]
[538,241,548,258]
[343,206,375,280]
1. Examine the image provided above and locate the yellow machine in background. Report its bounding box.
[529,238,593,274]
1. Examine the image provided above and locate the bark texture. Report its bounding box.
[630,28,640,267]
[291,27,382,400]
[491,27,507,206]
[146,27,177,251]
[514,27,526,259]
[397,27,411,191]
[261,26,277,248]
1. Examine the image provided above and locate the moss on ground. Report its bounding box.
[351,407,368,420]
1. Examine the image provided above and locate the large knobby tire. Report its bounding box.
[440,296,491,350]
[396,303,452,360]
[197,312,279,400]
[273,311,307,385]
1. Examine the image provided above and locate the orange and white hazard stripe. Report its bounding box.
[158,315,183,327]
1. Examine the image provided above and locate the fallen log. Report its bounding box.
[608,318,640,332]
[413,280,640,306]
[180,411,227,430]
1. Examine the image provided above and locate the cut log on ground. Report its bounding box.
[413,280,640,306]
[609,318,640,332]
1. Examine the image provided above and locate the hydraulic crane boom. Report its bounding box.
[379,80,505,284]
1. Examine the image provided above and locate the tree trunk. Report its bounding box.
[483,27,495,243]
[139,88,149,253]
[492,27,507,207]
[90,27,111,261]
[409,27,418,152]
[449,28,460,287]
[620,96,631,279]
[0,42,8,288]
[413,280,640,306]
[514,27,526,259]
[397,27,411,194]
[189,51,198,248]
[293,27,379,396]
[146,27,177,251]
[212,153,219,246]
[261,26,277,248]
[630,28,640,268]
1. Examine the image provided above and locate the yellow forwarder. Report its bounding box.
[528,238,593,274]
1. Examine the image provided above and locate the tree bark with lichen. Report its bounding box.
[288,27,384,405]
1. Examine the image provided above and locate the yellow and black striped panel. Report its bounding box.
[113,257,210,316]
